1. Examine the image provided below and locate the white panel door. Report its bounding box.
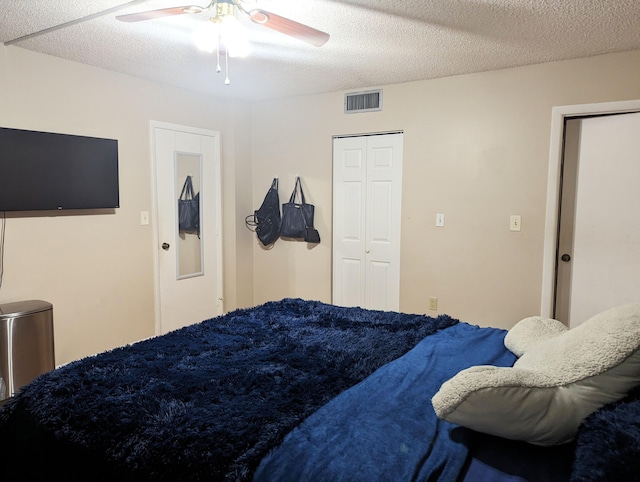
[152,122,223,334]
[333,136,366,307]
[566,112,640,326]
[333,133,403,311]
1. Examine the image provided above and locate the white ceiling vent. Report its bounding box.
[344,89,382,114]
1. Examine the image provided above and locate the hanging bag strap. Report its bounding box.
[289,176,306,205]
[245,214,257,228]
[300,201,320,243]
[179,176,194,201]
[300,204,310,228]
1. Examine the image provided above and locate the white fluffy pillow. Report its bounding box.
[432,303,640,446]
[503,315,567,357]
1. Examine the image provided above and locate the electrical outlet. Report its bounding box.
[509,215,521,232]
[429,297,438,311]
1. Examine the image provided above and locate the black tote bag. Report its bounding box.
[280,176,315,239]
[178,175,200,235]
[245,178,281,246]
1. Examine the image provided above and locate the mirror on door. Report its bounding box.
[176,152,203,279]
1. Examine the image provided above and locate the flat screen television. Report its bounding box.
[0,127,119,211]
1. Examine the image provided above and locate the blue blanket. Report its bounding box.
[254,322,516,482]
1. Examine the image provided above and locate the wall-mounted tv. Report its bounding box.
[0,127,119,211]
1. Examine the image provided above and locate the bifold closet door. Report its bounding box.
[332,133,403,311]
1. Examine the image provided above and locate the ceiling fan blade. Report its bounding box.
[116,5,204,23]
[248,9,329,47]
[4,0,151,46]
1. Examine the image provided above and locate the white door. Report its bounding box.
[332,133,403,311]
[151,121,223,334]
[555,112,640,326]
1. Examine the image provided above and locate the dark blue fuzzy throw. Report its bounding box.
[0,298,457,481]
[570,385,640,481]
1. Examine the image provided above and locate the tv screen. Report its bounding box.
[0,127,119,211]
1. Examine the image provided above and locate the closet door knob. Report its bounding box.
[162,242,170,251]
[561,253,571,262]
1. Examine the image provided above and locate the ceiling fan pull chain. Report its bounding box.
[215,33,222,73]
[225,52,231,85]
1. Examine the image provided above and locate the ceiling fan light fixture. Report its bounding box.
[220,15,250,57]
[193,21,219,53]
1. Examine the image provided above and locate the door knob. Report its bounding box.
[561,253,571,262]
[162,242,170,251]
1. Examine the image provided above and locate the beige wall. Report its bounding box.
[2,44,639,365]
[0,46,253,365]
[251,49,640,329]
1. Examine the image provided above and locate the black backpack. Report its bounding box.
[245,178,281,246]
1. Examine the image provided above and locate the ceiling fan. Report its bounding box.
[115,0,330,47]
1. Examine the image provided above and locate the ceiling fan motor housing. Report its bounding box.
[215,1,237,19]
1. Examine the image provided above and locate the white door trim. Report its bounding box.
[540,99,640,317]
[149,121,223,335]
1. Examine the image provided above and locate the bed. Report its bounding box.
[1,298,639,481]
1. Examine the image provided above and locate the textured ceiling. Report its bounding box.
[2,0,640,101]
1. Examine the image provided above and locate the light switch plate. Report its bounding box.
[510,215,521,231]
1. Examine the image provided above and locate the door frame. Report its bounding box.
[149,121,224,335]
[540,99,640,317]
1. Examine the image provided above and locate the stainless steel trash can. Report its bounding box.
[0,300,55,401]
